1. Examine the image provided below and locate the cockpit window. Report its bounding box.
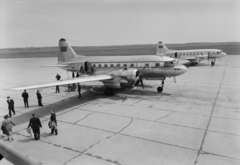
[164,62,174,67]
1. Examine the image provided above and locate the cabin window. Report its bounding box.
[130,64,134,67]
[110,64,114,67]
[123,64,127,67]
[93,64,96,67]
[104,64,108,67]
[98,64,101,67]
[145,64,149,67]
[155,63,160,67]
[117,64,120,67]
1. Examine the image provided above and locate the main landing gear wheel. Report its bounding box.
[157,86,163,93]
[104,88,113,96]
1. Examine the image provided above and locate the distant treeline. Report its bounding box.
[0,42,239,59]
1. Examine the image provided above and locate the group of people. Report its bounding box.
[27,110,58,140]
[56,73,82,98]
[6,90,43,118]
[21,89,43,108]
[2,73,83,142]
[1,110,58,141]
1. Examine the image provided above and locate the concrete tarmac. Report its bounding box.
[0,56,239,165]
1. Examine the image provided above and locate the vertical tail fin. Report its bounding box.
[156,41,168,55]
[58,38,84,63]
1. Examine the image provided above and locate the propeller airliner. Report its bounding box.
[156,41,227,65]
[10,38,187,95]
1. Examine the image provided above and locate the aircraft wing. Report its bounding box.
[9,75,113,91]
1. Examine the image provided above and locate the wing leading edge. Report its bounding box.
[9,75,113,91]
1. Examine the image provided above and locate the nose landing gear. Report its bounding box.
[157,78,165,93]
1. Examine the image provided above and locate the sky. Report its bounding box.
[0,0,240,48]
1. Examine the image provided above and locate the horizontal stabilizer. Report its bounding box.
[7,75,113,91]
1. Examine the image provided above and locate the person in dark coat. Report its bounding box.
[36,90,43,106]
[7,97,15,117]
[77,83,81,98]
[22,90,29,108]
[28,113,42,140]
[55,74,61,80]
[50,110,58,135]
[55,74,61,93]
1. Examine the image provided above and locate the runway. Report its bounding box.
[0,56,240,165]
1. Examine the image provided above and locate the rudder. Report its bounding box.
[156,41,168,55]
[58,38,84,63]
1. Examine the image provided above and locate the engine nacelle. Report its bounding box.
[118,69,139,82]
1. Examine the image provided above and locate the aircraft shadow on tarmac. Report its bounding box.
[10,86,171,127]
[10,92,101,126]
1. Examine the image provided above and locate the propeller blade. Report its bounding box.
[139,76,144,89]
[173,77,176,83]
[141,65,147,73]
[133,76,140,87]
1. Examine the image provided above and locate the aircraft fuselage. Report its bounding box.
[59,55,187,80]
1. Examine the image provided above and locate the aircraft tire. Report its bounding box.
[104,88,113,96]
[157,86,163,93]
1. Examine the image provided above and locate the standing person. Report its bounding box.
[55,74,61,80]
[7,97,15,117]
[211,61,214,67]
[22,90,29,108]
[77,83,81,98]
[2,115,15,141]
[28,113,42,140]
[55,74,61,93]
[36,90,43,106]
[50,110,58,135]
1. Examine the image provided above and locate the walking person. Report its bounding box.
[22,90,29,108]
[2,115,15,141]
[36,90,43,106]
[49,110,58,135]
[55,74,61,93]
[211,61,214,67]
[28,113,42,140]
[7,97,15,117]
[77,83,81,98]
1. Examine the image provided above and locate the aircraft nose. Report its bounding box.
[221,52,227,57]
[173,65,187,74]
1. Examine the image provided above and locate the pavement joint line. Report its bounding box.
[193,56,229,165]
[205,130,240,137]
[118,132,198,152]
[154,111,175,122]
[93,100,213,117]
[117,118,133,134]
[63,153,83,165]
[50,100,97,118]
[210,115,240,121]
[200,151,240,161]
[20,117,200,152]
[79,119,134,165]
[74,112,96,124]
[79,107,208,131]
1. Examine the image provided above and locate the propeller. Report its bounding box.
[173,77,176,83]
[133,65,147,89]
